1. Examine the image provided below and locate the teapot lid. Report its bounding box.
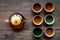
[9,13,25,20]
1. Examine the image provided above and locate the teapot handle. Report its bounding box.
[4,19,10,22]
[4,13,25,22]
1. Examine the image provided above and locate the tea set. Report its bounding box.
[5,2,55,38]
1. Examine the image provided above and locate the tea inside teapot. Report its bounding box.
[11,14,22,25]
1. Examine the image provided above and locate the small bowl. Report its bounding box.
[33,15,43,25]
[32,3,43,13]
[45,27,55,37]
[32,27,43,38]
[44,2,54,13]
[44,14,55,25]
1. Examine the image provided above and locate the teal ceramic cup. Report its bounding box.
[32,27,43,38]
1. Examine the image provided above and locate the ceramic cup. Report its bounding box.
[44,14,55,25]
[44,2,54,13]
[32,27,43,38]
[45,27,55,37]
[33,15,43,25]
[4,13,25,30]
[32,3,43,13]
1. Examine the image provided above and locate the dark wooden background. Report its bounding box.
[0,0,60,40]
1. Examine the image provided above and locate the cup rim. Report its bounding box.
[44,2,54,12]
[32,27,43,38]
[45,27,55,37]
[44,14,55,25]
[33,15,43,25]
[32,3,43,13]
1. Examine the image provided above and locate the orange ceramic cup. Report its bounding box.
[44,2,54,13]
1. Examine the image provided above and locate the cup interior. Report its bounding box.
[46,15,53,23]
[33,28,43,37]
[46,28,53,35]
[45,28,55,37]
[33,3,41,11]
[44,2,54,12]
[33,15,43,25]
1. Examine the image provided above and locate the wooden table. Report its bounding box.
[0,0,60,40]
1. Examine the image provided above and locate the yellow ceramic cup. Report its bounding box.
[44,2,55,13]
[33,15,43,25]
[45,28,55,37]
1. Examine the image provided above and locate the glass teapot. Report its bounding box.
[5,13,25,31]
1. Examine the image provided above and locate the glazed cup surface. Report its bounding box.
[32,27,43,38]
[44,14,55,25]
[45,28,55,37]
[32,3,43,13]
[44,2,54,13]
[33,15,43,25]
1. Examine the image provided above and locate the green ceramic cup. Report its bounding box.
[44,14,55,25]
[32,27,43,38]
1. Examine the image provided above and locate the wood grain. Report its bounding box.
[0,0,60,40]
